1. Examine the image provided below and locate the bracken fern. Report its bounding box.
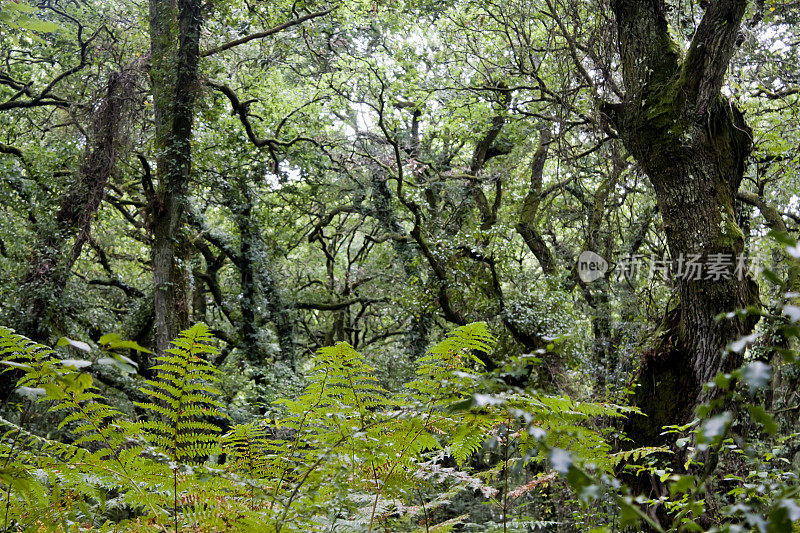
[135,323,226,465]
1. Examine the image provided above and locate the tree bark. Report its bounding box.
[17,70,134,342]
[608,0,760,444]
[516,129,558,277]
[235,184,296,370]
[149,0,202,355]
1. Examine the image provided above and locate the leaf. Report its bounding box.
[58,372,93,394]
[742,361,771,393]
[782,305,800,323]
[549,448,573,474]
[714,373,733,390]
[472,393,504,407]
[777,499,800,521]
[22,18,59,33]
[618,496,643,528]
[60,359,92,370]
[669,475,696,496]
[700,412,731,444]
[0,360,32,371]
[99,333,151,353]
[729,333,758,354]
[97,357,137,374]
[2,2,37,13]
[57,337,91,352]
[747,405,777,436]
[42,382,67,400]
[761,268,782,286]
[98,333,122,344]
[0,467,32,495]
[767,499,800,532]
[768,230,797,247]
[15,386,46,400]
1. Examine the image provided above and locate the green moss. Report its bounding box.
[636,77,688,157]
[645,80,680,123]
[716,205,745,251]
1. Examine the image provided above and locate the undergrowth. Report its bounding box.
[0,322,640,531]
[1,320,797,531]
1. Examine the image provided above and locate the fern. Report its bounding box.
[223,421,275,479]
[448,413,496,467]
[135,323,226,465]
[222,421,281,513]
[608,445,671,466]
[405,322,494,407]
[0,327,162,529]
[0,322,647,532]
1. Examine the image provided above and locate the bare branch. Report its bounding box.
[201,7,335,57]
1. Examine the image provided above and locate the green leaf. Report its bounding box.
[1,360,32,371]
[714,373,733,389]
[22,18,59,32]
[669,475,696,496]
[15,386,46,400]
[97,357,137,374]
[783,305,800,323]
[58,372,93,394]
[42,382,66,400]
[742,361,771,393]
[768,229,796,247]
[99,333,151,353]
[60,359,92,370]
[549,448,572,474]
[700,412,731,444]
[761,268,782,286]
[729,333,758,354]
[0,467,32,495]
[57,337,91,352]
[747,405,777,436]
[3,2,35,12]
[618,497,643,528]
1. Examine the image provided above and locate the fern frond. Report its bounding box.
[448,414,496,467]
[136,323,227,465]
[405,322,494,407]
[608,446,672,466]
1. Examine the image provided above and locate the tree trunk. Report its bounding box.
[235,180,296,370]
[148,0,202,355]
[516,129,557,277]
[608,0,760,444]
[16,70,134,342]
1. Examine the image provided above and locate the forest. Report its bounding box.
[0,0,799,530]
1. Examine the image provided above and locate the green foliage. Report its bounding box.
[0,322,635,531]
[136,323,226,465]
[0,1,61,40]
[1,312,797,531]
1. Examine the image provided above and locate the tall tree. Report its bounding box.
[606,0,761,443]
[17,70,134,342]
[148,0,202,355]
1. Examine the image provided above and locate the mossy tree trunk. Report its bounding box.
[608,0,760,444]
[17,70,133,343]
[148,0,202,355]
[234,176,296,371]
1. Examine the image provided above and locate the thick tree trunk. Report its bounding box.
[17,70,133,342]
[609,0,760,444]
[149,0,202,355]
